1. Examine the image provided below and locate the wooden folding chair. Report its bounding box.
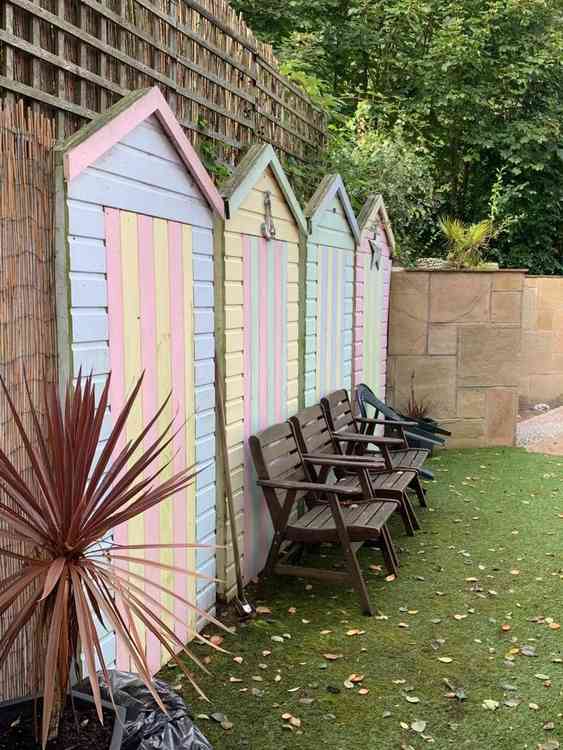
[249,421,400,615]
[289,404,420,535]
[321,389,429,507]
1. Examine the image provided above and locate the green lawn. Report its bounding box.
[163,448,563,749]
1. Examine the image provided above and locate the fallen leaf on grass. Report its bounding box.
[411,720,427,733]
[529,702,540,710]
[346,628,366,636]
[358,688,369,695]
[256,606,272,615]
[323,653,343,661]
[385,574,396,582]
[438,657,453,663]
[348,673,364,683]
[405,695,420,704]
[482,699,499,711]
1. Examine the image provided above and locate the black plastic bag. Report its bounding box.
[77,670,213,750]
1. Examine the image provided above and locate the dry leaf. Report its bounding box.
[482,699,499,711]
[358,688,369,695]
[385,574,396,582]
[233,656,243,664]
[323,653,343,661]
[438,657,453,663]
[256,606,272,615]
[411,720,427,733]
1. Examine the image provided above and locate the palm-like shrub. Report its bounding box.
[0,373,223,748]
[438,217,495,269]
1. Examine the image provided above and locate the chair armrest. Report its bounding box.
[356,417,417,428]
[333,432,404,446]
[303,454,393,470]
[256,479,358,496]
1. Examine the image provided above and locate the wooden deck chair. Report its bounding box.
[289,405,420,535]
[355,383,440,480]
[321,389,429,507]
[249,421,401,615]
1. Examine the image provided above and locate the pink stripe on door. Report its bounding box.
[137,213,161,670]
[168,221,189,643]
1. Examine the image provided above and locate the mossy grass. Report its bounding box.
[162,448,563,749]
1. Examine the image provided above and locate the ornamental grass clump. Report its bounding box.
[0,372,225,748]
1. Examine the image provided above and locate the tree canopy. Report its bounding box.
[232,0,563,271]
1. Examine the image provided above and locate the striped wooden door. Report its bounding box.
[362,228,391,398]
[242,235,288,580]
[105,208,197,675]
[315,246,354,398]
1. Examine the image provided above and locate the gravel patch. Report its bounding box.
[517,405,563,451]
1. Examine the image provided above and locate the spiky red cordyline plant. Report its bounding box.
[0,372,227,748]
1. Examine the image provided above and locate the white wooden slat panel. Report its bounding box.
[68,200,105,239]
[91,141,200,198]
[68,169,213,228]
[119,115,183,165]
[69,237,106,273]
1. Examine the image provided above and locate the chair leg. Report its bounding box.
[398,499,415,536]
[411,475,428,508]
[403,492,421,531]
[262,532,284,579]
[381,526,400,575]
[333,522,373,616]
[341,541,373,616]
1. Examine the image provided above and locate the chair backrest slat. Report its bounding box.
[289,405,334,458]
[321,389,357,435]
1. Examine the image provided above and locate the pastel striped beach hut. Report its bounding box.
[353,194,394,398]
[303,175,360,406]
[214,144,307,594]
[54,87,224,674]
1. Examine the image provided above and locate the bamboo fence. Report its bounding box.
[0,100,57,700]
[0,0,327,165]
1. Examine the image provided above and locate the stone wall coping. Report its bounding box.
[392,267,528,274]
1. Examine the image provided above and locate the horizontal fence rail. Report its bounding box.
[0,0,327,165]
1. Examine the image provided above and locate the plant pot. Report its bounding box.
[0,690,126,750]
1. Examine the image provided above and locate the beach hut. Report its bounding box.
[353,194,394,398]
[303,175,360,406]
[54,87,224,673]
[214,144,307,594]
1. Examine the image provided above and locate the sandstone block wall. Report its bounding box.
[387,269,526,448]
[520,277,563,407]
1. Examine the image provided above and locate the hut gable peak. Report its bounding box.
[57,87,224,218]
[357,193,395,257]
[305,174,360,242]
[220,144,307,234]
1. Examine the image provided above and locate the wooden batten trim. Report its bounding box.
[60,87,225,218]
[220,143,307,234]
[305,174,360,243]
[357,193,395,257]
